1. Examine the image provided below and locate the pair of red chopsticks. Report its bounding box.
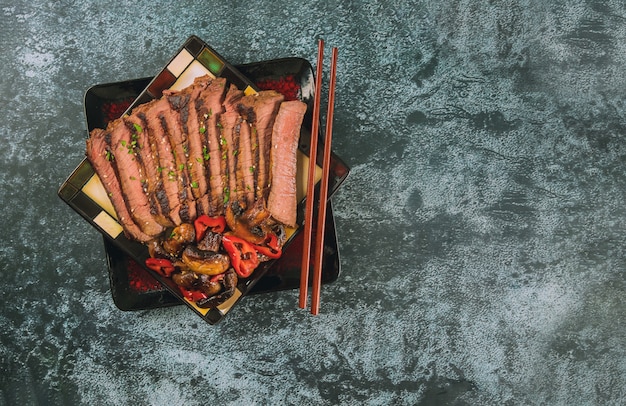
[299,39,338,315]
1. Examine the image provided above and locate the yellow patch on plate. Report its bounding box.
[93,211,123,238]
[296,150,323,203]
[82,174,117,220]
[170,60,216,91]
[166,48,194,77]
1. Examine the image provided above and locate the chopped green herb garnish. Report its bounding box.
[121,138,137,154]
[191,181,199,189]
[133,123,142,133]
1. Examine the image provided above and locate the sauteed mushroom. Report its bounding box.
[196,268,238,308]
[162,223,195,256]
[181,245,230,275]
[225,200,272,244]
[172,271,222,297]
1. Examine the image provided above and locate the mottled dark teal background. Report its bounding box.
[1,1,625,404]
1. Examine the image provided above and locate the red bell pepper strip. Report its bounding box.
[194,215,226,242]
[210,273,224,283]
[145,258,176,277]
[222,234,259,278]
[252,232,282,259]
[178,286,208,302]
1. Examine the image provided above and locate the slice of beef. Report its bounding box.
[203,108,226,215]
[164,83,211,216]
[86,131,154,242]
[122,109,173,227]
[207,84,244,213]
[237,90,285,202]
[194,76,228,215]
[159,93,198,224]
[142,98,188,225]
[219,110,239,208]
[104,120,166,236]
[223,83,244,113]
[232,118,247,204]
[267,100,307,227]
[235,116,256,207]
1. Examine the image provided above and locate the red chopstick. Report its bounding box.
[299,39,325,309]
[310,46,338,315]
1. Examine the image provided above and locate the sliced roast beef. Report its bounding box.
[142,98,185,225]
[86,76,307,244]
[223,83,244,113]
[219,110,239,207]
[235,117,256,207]
[195,77,228,215]
[103,120,165,236]
[208,85,244,211]
[267,100,307,227]
[157,95,197,224]
[237,90,285,201]
[122,109,173,228]
[86,131,154,242]
[164,83,211,216]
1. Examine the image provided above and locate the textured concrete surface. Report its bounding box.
[1,0,625,404]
